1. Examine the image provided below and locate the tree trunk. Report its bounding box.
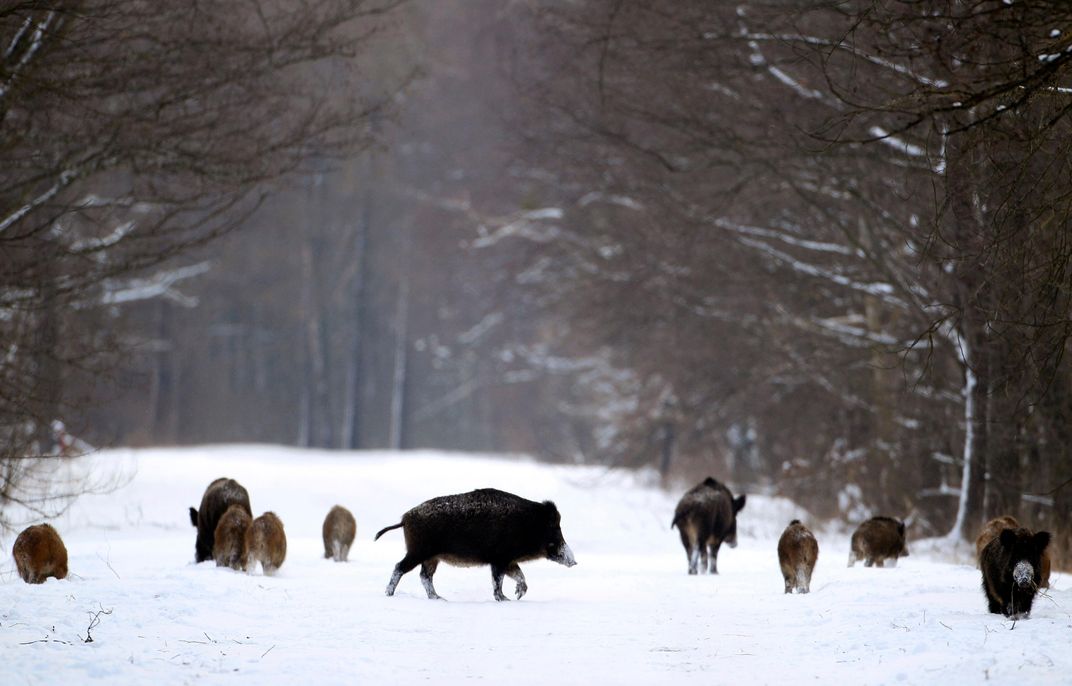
[388,224,412,451]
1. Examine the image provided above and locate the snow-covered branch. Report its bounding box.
[730,31,949,89]
[98,262,212,308]
[0,10,55,101]
[737,236,908,307]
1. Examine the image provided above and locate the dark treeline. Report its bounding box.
[4,1,1072,560]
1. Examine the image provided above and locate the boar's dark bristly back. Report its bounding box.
[380,488,576,601]
[191,477,251,564]
[672,477,745,575]
[980,527,1051,618]
[848,516,908,568]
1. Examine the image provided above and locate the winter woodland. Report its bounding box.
[3,1,1072,572]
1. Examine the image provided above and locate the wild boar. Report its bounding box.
[244,511,287,576]
[214,504,252,571]
[375,488,577,601]
[189,477,251,563]
[980,527,1051,618]
[778,520,819,594]
[848,516,908,568]
[671,477,746,575]
[12,524,68,584]
[976,516,1050,588]
[322,505,357,562]
[976,515,1020,565]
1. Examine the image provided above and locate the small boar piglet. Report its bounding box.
[13,524,68,584]
[322,505,357,562]
[214,504,252,571]
[777,519,818,594]
[245,512,287,576]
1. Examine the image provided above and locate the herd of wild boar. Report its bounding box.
[6,475,1056,618]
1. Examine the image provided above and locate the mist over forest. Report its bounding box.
[4,0,1072,561]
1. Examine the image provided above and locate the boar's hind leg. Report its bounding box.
[505,563,528,600]
[385,554,422,597]
[491,565,510,602]
[420,560,443,600]
[708,540,722,574]
[678,528,699,575]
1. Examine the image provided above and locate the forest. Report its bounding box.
[3,0,1072,562]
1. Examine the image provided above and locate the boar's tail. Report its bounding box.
[374,522,404,541]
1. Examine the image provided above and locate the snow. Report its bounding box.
[2,446,1069,685]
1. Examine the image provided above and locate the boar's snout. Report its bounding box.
[1013,561,1034,588]
[549,541,577,567]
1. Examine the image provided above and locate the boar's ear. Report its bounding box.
[733,495,746,512]
[189,507,199,527]
[542,501,561,521]
[898,521,906,537]
[999,528,1018,548]
[1034,531,1051,553]
[703,477,718,488]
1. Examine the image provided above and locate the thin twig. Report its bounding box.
[96,553,120,580]
[82,605,113,643]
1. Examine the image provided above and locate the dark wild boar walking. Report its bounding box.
[976,516,1050,588]
[671,477,746,575]
[244,512,287,575]
[13,524,68,584]
[214,504,252,571]
[189,477,251,563]
[375,488,577,601]
[848,516,908,568]
[778,520,818,594]
[980,527,1051,618]
[323,505,356,562]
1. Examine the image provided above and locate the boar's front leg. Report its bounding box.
[491,564,510,601]
[420,559,443,600]
[505,563,528,599]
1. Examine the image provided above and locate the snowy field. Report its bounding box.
[1,446,1069,685]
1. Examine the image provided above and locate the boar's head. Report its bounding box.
[542,501,577,567]
[1000,528,1050,589]
[724,494,748,548]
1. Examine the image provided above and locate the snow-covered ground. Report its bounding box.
[0,446,1068,685]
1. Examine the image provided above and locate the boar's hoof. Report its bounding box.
[494,589,510,602]
[515,581,528,600]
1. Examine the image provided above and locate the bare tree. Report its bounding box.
[0,0,407,530]
[504,0,1072,545]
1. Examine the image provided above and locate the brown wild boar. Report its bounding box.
[13,524,68,584]
[322,505,356,562]
[980,526,1051,618]
[778,520,818,594]
[375,488,576,601]
[671,477,746,575]
[244,511,286,575]
[976,516,1050,588]
[848,516,908,567]
[189,477,251,563]
[214,504,252,571]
